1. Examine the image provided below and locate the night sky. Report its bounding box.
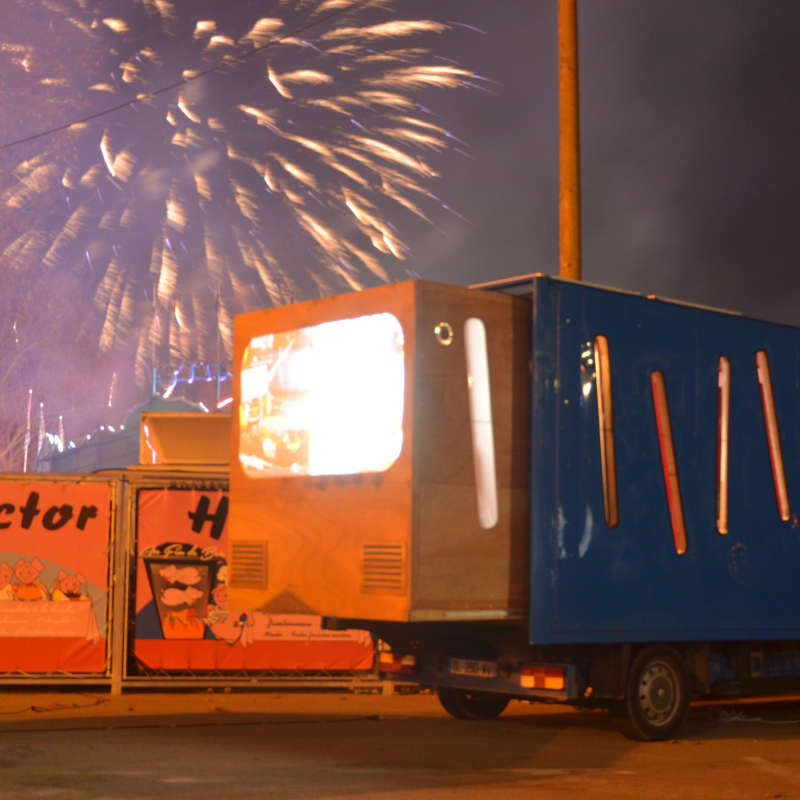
[411,1,800,328]
[1,0,799,442]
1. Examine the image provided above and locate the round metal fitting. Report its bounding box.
[434,321,454,346]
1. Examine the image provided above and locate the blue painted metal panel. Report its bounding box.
[529,277,800,645]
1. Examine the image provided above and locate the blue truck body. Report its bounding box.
[365,274,800,737]
[527,276,799,645]
[229,273,800,738]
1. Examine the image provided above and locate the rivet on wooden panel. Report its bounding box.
[434,321,454,346]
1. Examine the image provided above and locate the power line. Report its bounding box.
[0,0,369,153]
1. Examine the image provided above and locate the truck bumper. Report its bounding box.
[386,651,581,703]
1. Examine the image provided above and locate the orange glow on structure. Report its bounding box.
[756,350,791,521]
[239,312,404,476]
[651,370,687,555]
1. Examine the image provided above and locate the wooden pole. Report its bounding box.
[558,0,581,280]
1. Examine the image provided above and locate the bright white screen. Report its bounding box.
[239,313,404,476]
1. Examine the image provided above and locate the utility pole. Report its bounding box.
[558,0,581,280]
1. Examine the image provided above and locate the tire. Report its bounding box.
[616,646,689,741]
[437,687,510,720]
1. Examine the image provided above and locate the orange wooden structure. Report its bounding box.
[229,280,531,622]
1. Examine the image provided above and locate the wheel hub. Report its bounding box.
[639,662,678,725]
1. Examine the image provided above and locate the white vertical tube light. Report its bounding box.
[464,318,498,529]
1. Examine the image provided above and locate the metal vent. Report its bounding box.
[229,541,268,589]
[361,544,405,594]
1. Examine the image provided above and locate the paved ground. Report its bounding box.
[0,689,798,799]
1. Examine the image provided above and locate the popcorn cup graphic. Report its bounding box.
[141,543,225,639]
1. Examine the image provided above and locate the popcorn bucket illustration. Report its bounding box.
[141,543,225,639]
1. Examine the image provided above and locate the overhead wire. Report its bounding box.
[0,0,370,153]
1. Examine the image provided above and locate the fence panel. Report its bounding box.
[129,483,373,676]
[0,476,115,676]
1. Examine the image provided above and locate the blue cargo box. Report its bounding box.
[527,276,799,645]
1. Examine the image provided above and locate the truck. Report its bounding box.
[227,273,800,739]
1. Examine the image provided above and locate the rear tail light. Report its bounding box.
[520,664,565,691]
[379,652,417,676]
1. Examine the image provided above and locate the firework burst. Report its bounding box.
[1,0,478,387]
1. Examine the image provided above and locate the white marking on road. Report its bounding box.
[335,766,575,778]
[489,768,572,777]
[95,771,149,778]
[744,756,800,784]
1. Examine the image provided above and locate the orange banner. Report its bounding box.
[134,488,372,672]
[0,480,111,674]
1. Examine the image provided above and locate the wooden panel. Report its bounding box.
[229,282,416,621]
[229,280,532,622]
[415,486,529,615]
[411,283,531,615]
[414,283,531,488]
[139,412,231,466]
[230,477,411,619]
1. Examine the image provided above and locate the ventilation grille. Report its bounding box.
[229,541,268,589]
[361,544,405,594]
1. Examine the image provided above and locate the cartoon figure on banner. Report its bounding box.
[203,566,255,646]
[12,558,50,601]
[0,562,15,601]
[136,547,259,644]
[0,555,103,643]
[139,543,225,639]
[51,570,89,601]
[0,559,96,606]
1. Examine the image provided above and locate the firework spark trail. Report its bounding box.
[1,0,479,386]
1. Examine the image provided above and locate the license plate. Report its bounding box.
[449,658,498,678]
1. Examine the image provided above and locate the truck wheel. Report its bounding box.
[437,687,510,720]
[617,646,689,741]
